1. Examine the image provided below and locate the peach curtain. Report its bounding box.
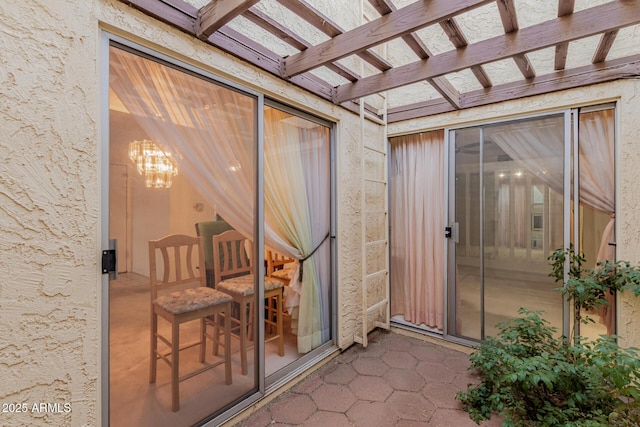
[390,131,445,330]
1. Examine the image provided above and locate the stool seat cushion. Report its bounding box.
[154,287,232,314]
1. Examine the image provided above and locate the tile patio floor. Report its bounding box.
[232,328,502,426]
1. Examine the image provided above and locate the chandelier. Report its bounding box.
[128,140,178,188]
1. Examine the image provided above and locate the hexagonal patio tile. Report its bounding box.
[409,344,446,362]
[323,363,357,384]
[423,381,465,409]
[269,393,316,425]
[303,411,353,427]
[429,408,501,427]
[356,340,387,358]
[335,350,358,364]
[381,334,413,352]
[351,356,389,376]
[348,375,393,401]
[386,390,435,422]
[415,361,456,383]
[291,372,324,395]
[381,350,418,369]
[444,354,472,372]
[453,370,481,390]
[310,383,357,412]
[382,368,426,392]
[346,401,400,427]
[236,407,272,427]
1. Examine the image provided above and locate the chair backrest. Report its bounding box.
[212,230,251,286]
[148,234,205,301]
[266,250,296,276]
[194,219,234,270]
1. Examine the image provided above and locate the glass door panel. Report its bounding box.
[449,114,565,340]
[575,107,616,340]
[451,127,481,340]
[263,105,332,377]
[108,45,258,426]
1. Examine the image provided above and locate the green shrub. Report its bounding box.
[457,248,640,426]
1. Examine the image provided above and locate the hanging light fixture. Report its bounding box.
[128,140,178,188]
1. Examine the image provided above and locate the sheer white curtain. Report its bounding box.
[390,131,445,330]
[579,109,615,219]
[485,116,565,194]
[264,107,330,353]
[110,48,330,352]
[579,109,616,333]
[486,111,615,331]
[109,47,260,240]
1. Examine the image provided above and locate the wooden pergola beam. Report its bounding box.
[554,0,575,70]
[439,18,492,88]
[274,0,392,73]
[388,53,640,122]
[367,0,462,109]
[497,0,535,79]
[592,30,619,63]
[335,1,640,103]
[242,8,360,82]
[196,0,260,40]
[282,0,495,78]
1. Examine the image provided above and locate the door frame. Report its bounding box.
[444,109,573,345]
[100,32,266,426]
[100,31,339,427]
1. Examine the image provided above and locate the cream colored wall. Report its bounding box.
[388,79,640,348]
[0,1,100,426]
[0,1,376,425]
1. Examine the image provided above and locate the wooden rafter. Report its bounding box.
[368,0,462,109]
[388,53,640,122]
[334,1,640,103]
[274,0,392,73]
[554,0,575,70]
[119,0,640,123]
[592,30,619,63]
[496,0,535,79]
[116,0,375,118]
[282,0,495,78]
[196,0,260,40]
[242,8,360,82]
[439,18,492,88]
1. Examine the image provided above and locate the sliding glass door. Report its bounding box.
[108,44,260,426]
[105,41,335,426]
[447,107,616,341]
[448,113,567,340]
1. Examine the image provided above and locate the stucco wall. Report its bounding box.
[0,1,379,426]
[389,79,640,348]
[0,1,99,426]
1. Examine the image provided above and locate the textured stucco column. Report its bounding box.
[0,1,100,426]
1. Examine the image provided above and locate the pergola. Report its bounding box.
[119,0,640,123]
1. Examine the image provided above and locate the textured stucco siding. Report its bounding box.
[0,1,100,426]
[0,1,382,426]
[389,79,640,349]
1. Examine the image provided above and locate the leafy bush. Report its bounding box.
[457,248,640,426]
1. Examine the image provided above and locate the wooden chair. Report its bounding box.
[265,250,297,328]
[194,219,233,287]
[212,230,285,375]
[149,234,232,412]
[266,249,297,285]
